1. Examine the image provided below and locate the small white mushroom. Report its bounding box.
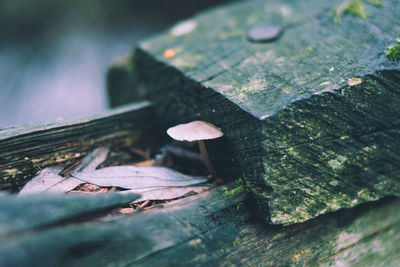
[167,121,223,177]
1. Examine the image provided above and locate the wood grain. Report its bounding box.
[0,102,156,192]
[0,184,398,266]
[108,0,400,224]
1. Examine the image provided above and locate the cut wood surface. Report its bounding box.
[108,0,400,224]
[0,102,156,192]
[0,185,398,266]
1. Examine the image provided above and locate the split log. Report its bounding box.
[0,102,156,192]
[108,0,400,224]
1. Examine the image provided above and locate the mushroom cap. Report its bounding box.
[167,121,223,142]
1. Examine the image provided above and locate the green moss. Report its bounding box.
[385,40,400,61]
[331,0,368,24]
[219,179,245,198]
[346,0,368,18]
[366,0,383,7]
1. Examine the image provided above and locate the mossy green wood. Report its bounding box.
[0,102,155,192]
[1,186,399,266]
[108,0,400,224]
[0,193,140,236]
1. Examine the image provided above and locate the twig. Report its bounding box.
[132,200,150,213]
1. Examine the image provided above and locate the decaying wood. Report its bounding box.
[0,1,398,265]
[0,102,156,192]
[0,185,398,266]
[107,0,400,224]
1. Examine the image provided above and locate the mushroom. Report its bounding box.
[167,121,223,177]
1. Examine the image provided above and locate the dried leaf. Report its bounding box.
[72,147,109,174]
[18,147,109,196]
[18,146,209,204]
[18,167,83,196]
[72,166,208,189]
[121,185,212,203]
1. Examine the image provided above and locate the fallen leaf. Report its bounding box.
[121,185,212,203]
[18,146,210,204]
[18,147,109,196]
[18,167,83,196]
[72,147,109,174]
[72,166,208,190]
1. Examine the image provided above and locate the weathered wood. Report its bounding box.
[107,56,147,108]
[0,102,156,192]
[0,192,139,236]
[108,0,400,224]
[0,184,398,266]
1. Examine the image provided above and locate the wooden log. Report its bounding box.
[0,184,399,266]
[0,102,156,192]
[108,0,400,224]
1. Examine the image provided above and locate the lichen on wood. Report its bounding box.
[331,0,385,24]
[385,39,400,61]
[331,0,368,24]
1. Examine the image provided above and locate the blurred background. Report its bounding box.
[0,0,233,127]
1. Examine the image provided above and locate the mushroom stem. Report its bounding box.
[198,140,216,177]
